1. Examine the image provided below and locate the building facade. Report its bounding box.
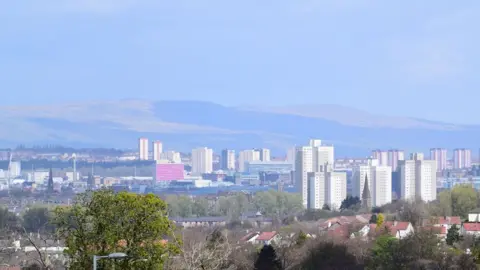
[398,154,437,202]
[238,149,260,172]
[138,137,149,160]
[221,149,236,170]
[352,159,392,207]
[430,148,447,171]
[191,147,213,175]
[453,148,472,169]
[152,140,163,161]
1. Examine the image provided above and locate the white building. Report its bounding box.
[308,172,326,209]
[161,151,181,164]
[9,161,21,178]
[453,148,472,169]
[372,150,389,166]
[430,148,447,172]
[316,146,334,168]
[221,149,236,170]
[398,154,437,202]
[326,171,347,210]
[191,147,213,175]
[238,150,260,172]
[307,169,346,210]
[286,147,296,170]
[257,148,271,162]
[138,137,149,160]
[152,141,163,161]
[295,139,336,207]
[296,146,314,207]
[388,149,405,172]
[352,159,392,207]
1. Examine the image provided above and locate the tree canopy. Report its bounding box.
[54,189,180,270]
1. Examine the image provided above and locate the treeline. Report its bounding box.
[168,225,478,270]
[164,190,303,221]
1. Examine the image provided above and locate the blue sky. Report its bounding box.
[1,1,479,123]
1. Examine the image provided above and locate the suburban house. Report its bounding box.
[254,231,280,245]
[461,209,480,235]
[424,216,461,230]
[365,221,414,239]
[239,231,260,244]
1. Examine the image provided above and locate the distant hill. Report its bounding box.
[0,100,476,156]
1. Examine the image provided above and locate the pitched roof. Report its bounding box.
[240,232,259,242]
[463,223,480,232]
[256,231,277,241]
[428,216,462,225]
[384,221,410,231]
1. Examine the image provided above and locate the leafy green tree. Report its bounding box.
[451,184,477,217]
[322,204,331,211]
[446,224,461,246]
[192,197,209,217]
[367,235,399,269]
[254,245,282,270]
[340,196,361,211]
[23,207,52,233]
[53,189,180,270]
[0,207,19,231]
[301,242,362,270]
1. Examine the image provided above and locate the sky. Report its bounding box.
[1,0,479,124]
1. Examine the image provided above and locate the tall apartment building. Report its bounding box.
[152,141,163,161]
[372,150,389,166]
[238,149,260,172]
[161,151,181,164]
[295,139,335,207]
[453,148,472,169]
[257,148,271,162]
[388,149,405,172]
[430,148,447,171]
[352,159,392,207]
[221,149,236,170]
[138,138,149,160]
[398,154,437,202]
[286,147,296,170]
[307,166,346,210]
[191,147,213,175]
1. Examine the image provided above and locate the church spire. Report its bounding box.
[362,174,372,211]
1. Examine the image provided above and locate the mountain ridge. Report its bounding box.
[0,100,476,156]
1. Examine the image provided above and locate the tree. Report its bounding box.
[322,204,331,211]
[300,241,362,270]
[192,197,209,217]
[23,207,52,233]
[340,196,361,211]
[446,224,461,246]
[254,245,282,270]
[376,213,385,228]
[451,184,477,218]
[53,189,180,270]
